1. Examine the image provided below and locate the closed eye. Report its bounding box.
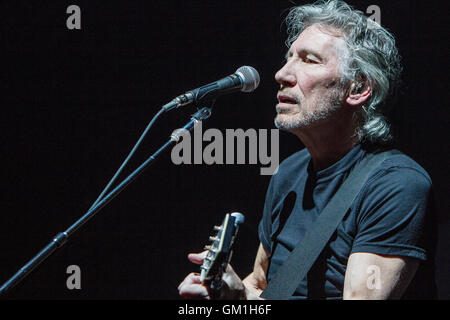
[303,57,319,64]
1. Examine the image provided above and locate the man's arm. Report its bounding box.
[242,243,271,299]
[343,252,419,299]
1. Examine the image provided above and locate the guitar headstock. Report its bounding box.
[200,212,244,290]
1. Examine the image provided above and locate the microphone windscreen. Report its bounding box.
[236,66,260,93]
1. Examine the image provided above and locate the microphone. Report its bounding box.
[162,66,260,111]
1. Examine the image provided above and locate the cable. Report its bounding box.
[88,107,166,211]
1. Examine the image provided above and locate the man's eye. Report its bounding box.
[304,57,318,64]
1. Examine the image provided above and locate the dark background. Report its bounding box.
[0,0,448,299]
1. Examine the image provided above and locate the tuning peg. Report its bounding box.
[213,225,222,232]
[204,245,217,252]
[209,236,217,242]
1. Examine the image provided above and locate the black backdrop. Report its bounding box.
[0,0,448,300]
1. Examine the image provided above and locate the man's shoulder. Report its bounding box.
[367,149,432,186]
[356,149,433,209]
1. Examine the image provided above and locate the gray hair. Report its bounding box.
[285,0,402,145]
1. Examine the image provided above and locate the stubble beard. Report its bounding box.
[274,87,344,131]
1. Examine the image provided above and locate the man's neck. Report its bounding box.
[292,117,360,172]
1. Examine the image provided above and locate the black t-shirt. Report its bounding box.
[258,144,437,299]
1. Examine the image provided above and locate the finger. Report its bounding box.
[225,263,234,273]
[178,273,210,299]
[223,264,239,283]
[224,263,240,278]
[177,272,201,291]
[178,283,210,299]
[188,251,208,265]
[222,264,245,297]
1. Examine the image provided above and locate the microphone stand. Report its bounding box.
[0,106,212,295]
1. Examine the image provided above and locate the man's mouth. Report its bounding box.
[277,94,298,105]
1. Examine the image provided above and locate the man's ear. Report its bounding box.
[346,82,372,107]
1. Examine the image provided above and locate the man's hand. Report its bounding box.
[177,251,246,300]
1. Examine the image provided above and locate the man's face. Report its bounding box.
[274,24,348,131]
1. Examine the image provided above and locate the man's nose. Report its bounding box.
[275,62,296,87]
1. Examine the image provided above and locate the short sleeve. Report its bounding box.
[351,166,433,261]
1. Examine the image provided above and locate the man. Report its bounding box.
[178,0,436,300]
